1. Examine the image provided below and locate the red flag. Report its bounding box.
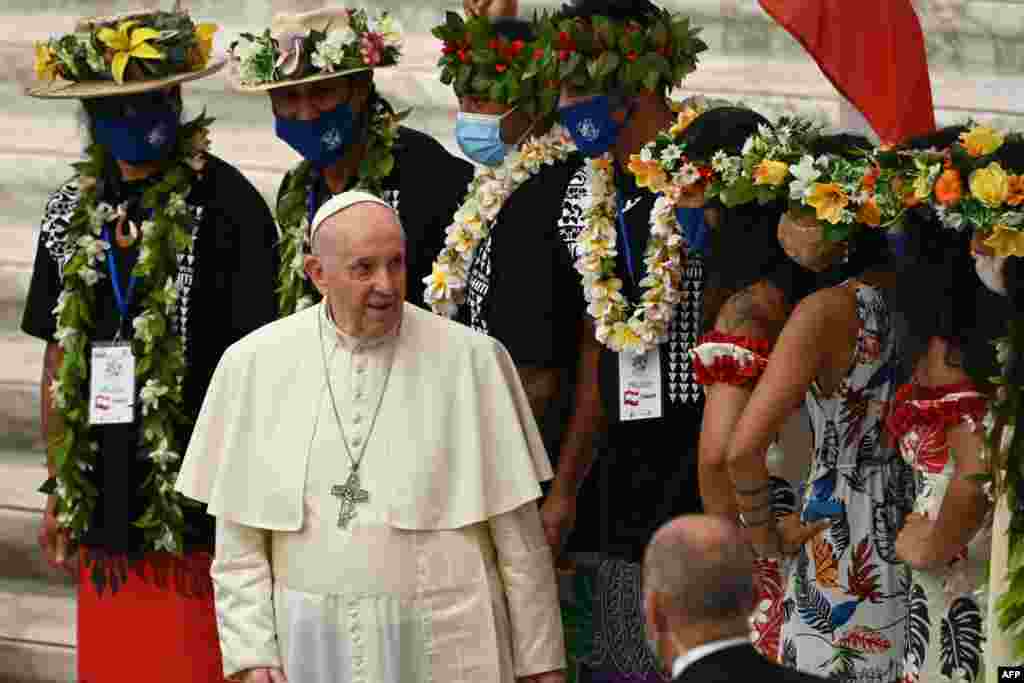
[758,0,936,145]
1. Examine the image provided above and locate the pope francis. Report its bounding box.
[175,191,567,683]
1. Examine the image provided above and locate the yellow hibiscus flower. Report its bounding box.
[805,183,849,225]
[97,20,165,84]
[983,223,1024,258]
[34,41,59,81]
[753,160,789,187]
[969,162,1010,208]
[960,126,1005,157]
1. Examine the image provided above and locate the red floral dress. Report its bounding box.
[886,381,990,683]
[691,331,795,663]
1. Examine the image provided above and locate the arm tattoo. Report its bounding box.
[718,290,756,334]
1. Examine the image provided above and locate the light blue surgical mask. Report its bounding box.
[456,111,515,167]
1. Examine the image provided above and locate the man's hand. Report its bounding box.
[38,495,76,574]
[236,668,287,683]
[519,669,566,683]
[540,491,577,558]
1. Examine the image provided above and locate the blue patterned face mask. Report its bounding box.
[92,104,179,163]
[559,95,630,158]
[455,111,515,167]
[275,101,356,169]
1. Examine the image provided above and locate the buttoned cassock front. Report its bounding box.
[176,303,565,681]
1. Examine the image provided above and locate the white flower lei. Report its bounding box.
[576,155,686,354]
[423,124,577,316]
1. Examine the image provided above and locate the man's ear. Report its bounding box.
[304,254,328,296]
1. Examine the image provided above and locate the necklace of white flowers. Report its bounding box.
[276,98,408,316]
[574,108,713,354]
[423,124,577,317]
[40,113,213,555]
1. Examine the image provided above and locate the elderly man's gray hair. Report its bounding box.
[642,516,756,623]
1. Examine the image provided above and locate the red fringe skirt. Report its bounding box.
[77,548,229,683]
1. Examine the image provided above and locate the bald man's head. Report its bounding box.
[642,515,756,625]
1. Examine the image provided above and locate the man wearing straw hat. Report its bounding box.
[22,6,278,682]
[177,190,567,683]
[229,7,474,317]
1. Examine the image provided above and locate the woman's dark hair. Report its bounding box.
[902,125,968,151]
[887,222,1009,392]
[681,107,818,324]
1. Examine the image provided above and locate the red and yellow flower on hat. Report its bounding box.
[187,23,218,71]
[806,183,849,224]
[960,125,1005,157]
[983,223,1024,258]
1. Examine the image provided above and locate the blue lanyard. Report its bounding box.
[101,226,138,324]
[615,190,638,287]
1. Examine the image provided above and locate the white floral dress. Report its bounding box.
[780,283,913,683]
[887,381,991,683]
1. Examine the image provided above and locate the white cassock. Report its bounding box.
[175,302,565,682]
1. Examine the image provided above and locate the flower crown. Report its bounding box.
[531,9,706,97]
[34,11,217,85]
[231,9,401,86]
[626,103,717,203]
[893,124,1024,257]
[432,12,558,116]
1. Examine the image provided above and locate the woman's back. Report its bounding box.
[781,280,913,681]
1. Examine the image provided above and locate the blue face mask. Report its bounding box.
[92,105,179,164]
[456,111,514,167]
[559,95,630,158]
[275,102,357,169]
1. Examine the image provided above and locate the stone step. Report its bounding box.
[0,334,44,453]
[0,578,76,683]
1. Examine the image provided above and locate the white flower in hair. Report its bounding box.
[789,155,820,200]
[312,26,357,70]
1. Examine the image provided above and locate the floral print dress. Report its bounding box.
[691,331,800,663]
[887,381,991,683]
[781,283,913,682]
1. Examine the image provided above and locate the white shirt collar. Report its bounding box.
[671,636,751,678]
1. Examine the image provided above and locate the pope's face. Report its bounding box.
[306,203,406,337]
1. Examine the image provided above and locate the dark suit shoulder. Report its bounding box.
[675,645,826,683]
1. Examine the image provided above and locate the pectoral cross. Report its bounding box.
[331,469,369,529]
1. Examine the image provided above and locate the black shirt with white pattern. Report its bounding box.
[459,155,588,464]
[22,155,279,554]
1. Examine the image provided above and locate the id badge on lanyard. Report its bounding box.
[89,341,136,425]
[89,223,138,425]
[619,347,663,421]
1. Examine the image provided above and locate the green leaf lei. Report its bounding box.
[48,113,213,554]
[275,97,408,316]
